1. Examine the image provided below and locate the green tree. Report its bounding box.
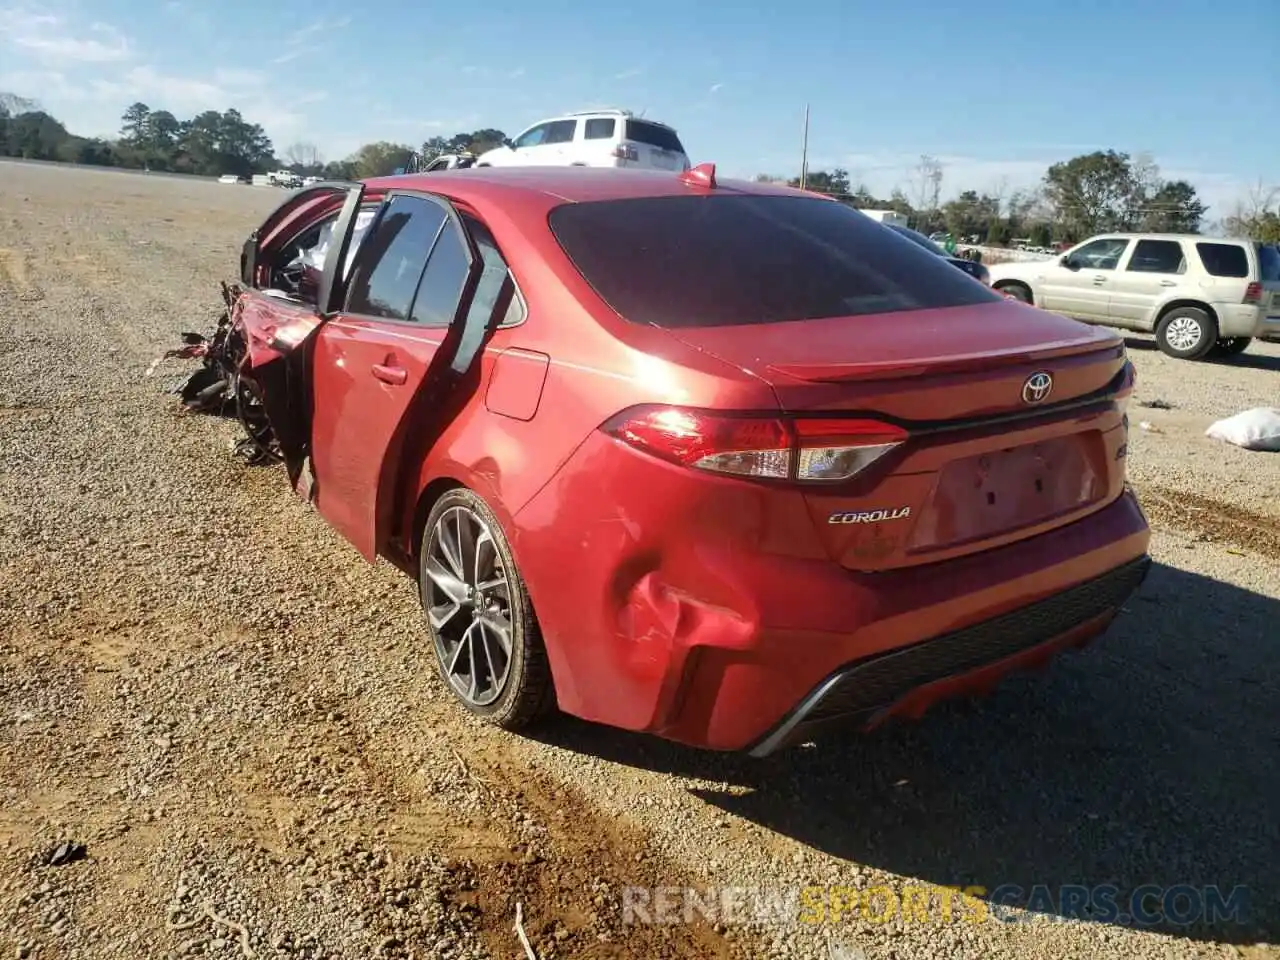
[3,111,70,159]
[1043,150,1137,237]
[788,168,851,197]
[145,110,182,168]
[1224,185,1280,244]
[1028,222,1052,248]
[350,141,415,178]
[1139,180,1206,233]
[120,102,151,145]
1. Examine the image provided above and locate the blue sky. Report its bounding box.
[2,0,1275,220]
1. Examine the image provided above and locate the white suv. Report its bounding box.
[988,233,1280,359]
[475,109,691,172]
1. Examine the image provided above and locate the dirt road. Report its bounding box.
[1,161,1277,960]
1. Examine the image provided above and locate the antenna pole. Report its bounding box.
[800,104,810,190]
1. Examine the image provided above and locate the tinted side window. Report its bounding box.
[1196,242,1249,278]
[462,215,525,328]
[543,119,578,144]
[584,118,616,140]
[625,120,684,153]
[1258,244,1280,283]
[345,196,446,320]
[548,195,1000,329]
[1126,239,1185,274]
[1071,238,1129,270]
[409,220,472,327]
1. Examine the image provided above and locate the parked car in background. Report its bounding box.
[857,209,910,229]
[987,233,1280,359]
[888,223,991,285]
[475,109,690,172]
[406,152,477,173]
[170,165,1148,756]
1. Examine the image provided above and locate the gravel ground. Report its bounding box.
[1,161,1278,960]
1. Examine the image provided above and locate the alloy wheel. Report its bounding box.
[1164,315,1204,353]
[423,505,513,707]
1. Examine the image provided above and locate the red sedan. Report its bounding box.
[191,164,1150,756]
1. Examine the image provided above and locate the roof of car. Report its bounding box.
[1090,232,1250,243]
[362,166,817,205]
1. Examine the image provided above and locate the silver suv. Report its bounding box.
[987,233,1280,359]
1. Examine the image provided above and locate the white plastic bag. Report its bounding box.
[1205,408,1280,451]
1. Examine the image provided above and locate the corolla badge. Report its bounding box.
[828,507,911,524]
[1022,371,1053,405]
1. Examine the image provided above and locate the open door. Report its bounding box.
[304,191,513,561]
[238,183,369,490]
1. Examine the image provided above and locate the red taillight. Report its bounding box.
[1244,281,1262,304]
[602,406,908,482]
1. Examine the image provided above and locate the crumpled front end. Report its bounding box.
[147,279,283,465]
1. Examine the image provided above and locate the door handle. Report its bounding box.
[1159,280,1177,287]
[371,363,407,385]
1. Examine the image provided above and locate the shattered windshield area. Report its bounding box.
[285,206,378,280]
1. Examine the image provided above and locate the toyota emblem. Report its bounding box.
[1022,371,1053,404]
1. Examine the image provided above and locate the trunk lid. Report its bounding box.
[665,301,1132,570]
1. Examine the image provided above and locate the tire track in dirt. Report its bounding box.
[1136,484,1280,561]
[0,246,45,302]
[199,455,743,959]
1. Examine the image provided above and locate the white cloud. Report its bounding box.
[0,9,131,63]
[709,83,723,94]
[613,68,643,81]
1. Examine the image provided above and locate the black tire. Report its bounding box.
[1209,336,1252,357]
[418,487,555,729]
[1155,306,1218,360]
[997,282,1033,303]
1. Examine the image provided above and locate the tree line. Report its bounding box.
[0,93,513,183]
[3,92,1276,245]
[761,151,1280,246]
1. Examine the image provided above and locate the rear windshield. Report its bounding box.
[548,195,1001,328]
[1257,243,1280,282]
[1196,242,1250,278]
[624,120,685,154]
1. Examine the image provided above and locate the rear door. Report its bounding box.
[580,116,620,166]
[1106,237,1188,328]
[305,191,506,561]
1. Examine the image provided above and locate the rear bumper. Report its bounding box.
[515,430,1152,751]
[1219,303,1271,338]
[747,554,1150,756]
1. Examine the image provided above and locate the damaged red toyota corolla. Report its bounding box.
[166,164,1151,756]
